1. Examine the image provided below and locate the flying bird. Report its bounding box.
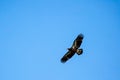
[61,34,84,63]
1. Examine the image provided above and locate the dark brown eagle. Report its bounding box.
[61,34,84,63]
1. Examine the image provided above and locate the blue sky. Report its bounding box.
[0,0,120,80]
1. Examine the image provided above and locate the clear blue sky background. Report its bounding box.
[0,0,120,80]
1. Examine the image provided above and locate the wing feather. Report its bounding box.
[61,51,75,63]
[72,34,84,49]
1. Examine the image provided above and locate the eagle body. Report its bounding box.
[61,34,84,63]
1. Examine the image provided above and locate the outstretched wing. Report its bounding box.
[72,34,84,49]
[61,51,75,63]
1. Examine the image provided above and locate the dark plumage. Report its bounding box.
[61,34,84,63]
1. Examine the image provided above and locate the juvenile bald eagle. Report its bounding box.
[61,34,84,63]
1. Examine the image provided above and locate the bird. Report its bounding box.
[61,34,84,63]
